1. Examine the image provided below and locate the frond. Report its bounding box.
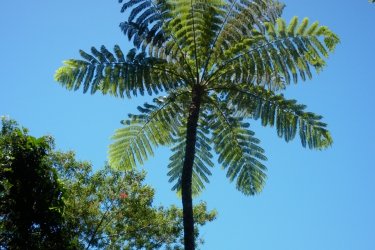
[207,97,267,195]
[165,0,226,71]
[54,45,183,98]
[208,16,340,90]
[109,91,188,169]
[207,0,284,70]
[119,0,172,50]
[221,84,333,149]
[118,0,198,79]
[167,111,214,196]
[120,21,166,50]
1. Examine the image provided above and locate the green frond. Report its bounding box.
[109,93,186,169]
[165,0,225,69]
[55,45,183,98]
[223,85,333,149]
[209,16,339,88]
[118,0,202,79]
[207,97,267,195]
[297,17,309,35]
[265,22,277,38]
[120,21,165,50]
[119,0,172,51]
[209,0,284,67]
[287,16,298,36]
[276,18,287,37]
[306,21,319,35]
[167,112,214,196]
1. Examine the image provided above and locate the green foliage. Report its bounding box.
[109,90,188,169]
[52,151,216,249]
[208,101,267,195]
[55,46,183,98]
[0,119,216,249]
[168,111,215,195]
[0,118,75,249]
[223,85,333,149]
[55,0,339,197]
[217,16,339,90]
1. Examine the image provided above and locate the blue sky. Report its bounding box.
[1,1,374,249]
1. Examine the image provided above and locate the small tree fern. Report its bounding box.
[55,0,339,249]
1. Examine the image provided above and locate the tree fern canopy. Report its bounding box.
[55,0,339,196]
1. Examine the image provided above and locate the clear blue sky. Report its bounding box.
[1,1,374,249]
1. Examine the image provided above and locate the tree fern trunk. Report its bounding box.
[181,85,203,250]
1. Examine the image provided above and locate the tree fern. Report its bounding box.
[55,1,339,249]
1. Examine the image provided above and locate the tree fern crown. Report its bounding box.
[55,0,339,196]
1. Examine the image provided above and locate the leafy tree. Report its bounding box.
[0,118,75,249]
[52,151,216,249]
[55,0,339,248]
[0,118,215,249]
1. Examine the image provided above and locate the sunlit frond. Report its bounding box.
[167,111,214,196]
[220,84,333,149]
[207,97,267,195]
[208,0,284,68]
[208,16,340,90]
[109,92,188,169]
[119,0,172,50]
[164,0,226,72]
[55,45,183,98]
